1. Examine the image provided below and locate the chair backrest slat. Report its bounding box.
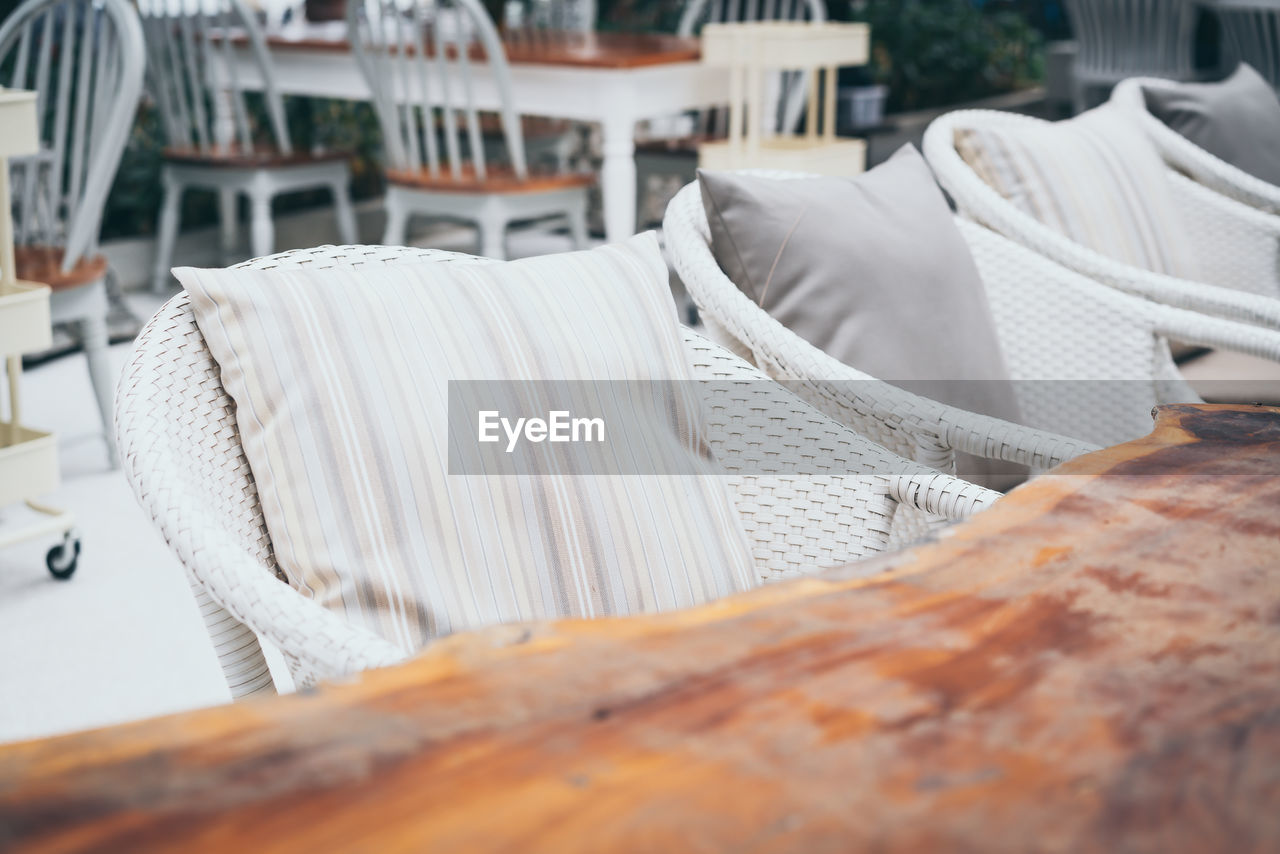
[178,13,212,151]
[412,2,441,178]
[352,0,527,184]
[65,1,98,240]
[0,0,143,268]
[216,8,255,152]
[679,0,822,136]
[49,6,77,212]
[137,0,291,156]
[432,12,464,181]
[392,9,421,173]
[455,24,487,180]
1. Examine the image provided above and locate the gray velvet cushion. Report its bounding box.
[1144,63,1280,186]
[698,145,1024,483]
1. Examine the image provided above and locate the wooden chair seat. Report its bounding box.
[14,246,108,291]
[635,135,717,156]
[386,166,594,194]
[162,146,351,169]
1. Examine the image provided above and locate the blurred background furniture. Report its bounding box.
[137,0,357,292]
[1211,0,1280,89]
[0,87,79,579]
[115,243,999,697]
[697,22,868,176]
[633,0,825,227]
[208,24,727,243]
[1063,0,1197,111]
[349,0,591,258]
[0,0,145,469]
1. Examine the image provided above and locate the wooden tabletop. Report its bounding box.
[258,27,703,69]
[2,403,1278,853]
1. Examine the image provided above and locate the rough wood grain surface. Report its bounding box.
[2,403,1278,853]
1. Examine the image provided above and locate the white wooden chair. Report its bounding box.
[0,0,146,468]
[1211,0,1280,90]
[115,242,999,697]
[664,173,1280,458]
[634,0,823,227]
[1111,75,1280,216]
[349,0,592,259]
[923,109,1280,333]
[1063,0,1197,112]
[504,0,595,33]
[138,0,358,292]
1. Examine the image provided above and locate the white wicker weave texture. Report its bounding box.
[116,244,998,699]
[1112,76,1280,217]
[922,109,1280,331]
[663,175,1100,462]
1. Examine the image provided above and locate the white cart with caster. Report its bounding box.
[0,89,80,580]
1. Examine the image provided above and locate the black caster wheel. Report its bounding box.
[46,537,80,580]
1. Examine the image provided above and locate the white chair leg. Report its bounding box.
[477,209,508,260]
[332,173,358,245]
[248,189,275,259]
[382,194,409,246]
[151,173,182,294]
[79,300,118,469]
[566,197,588,250]
[218,187,238,265]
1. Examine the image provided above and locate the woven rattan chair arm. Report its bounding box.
[921,109,1280,330]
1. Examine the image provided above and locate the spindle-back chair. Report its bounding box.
[634,0,823,228]
[677,0,824,137]
[137,0,357,291]
[0,0,145,467]
[1064,0,1197,112]
[349,0,590,259]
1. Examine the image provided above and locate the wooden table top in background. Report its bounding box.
[254,27,704,69]
[2,403,1278,853]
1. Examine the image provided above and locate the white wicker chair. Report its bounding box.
[922,109,1280,331]
[1111,76,1280,216]
[115,244,998,699]
[664,174,1280,456]
[1063,0,1198,112]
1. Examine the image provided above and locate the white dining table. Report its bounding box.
[210,23,729,243]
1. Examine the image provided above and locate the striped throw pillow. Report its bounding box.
[954,105,1201,279]
[177,235,756,654]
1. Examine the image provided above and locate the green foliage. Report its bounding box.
[845,0,1045,112]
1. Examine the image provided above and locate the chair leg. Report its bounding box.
[382,194,409,246]
[566,197,588,250]
[332,176,358,245]
[248,190,275,259]
[79,303,118,469]
[218,188,238,265]
[477,210,508,260]
[151,174,183,294]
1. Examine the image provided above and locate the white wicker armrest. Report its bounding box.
[1151,303,1280,362]
[1112,77,1280,216]
[664,179,1099,474]
[921,109,1280,331]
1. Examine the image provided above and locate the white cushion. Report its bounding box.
[955,105,1202,279]
[177,234,757,653]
